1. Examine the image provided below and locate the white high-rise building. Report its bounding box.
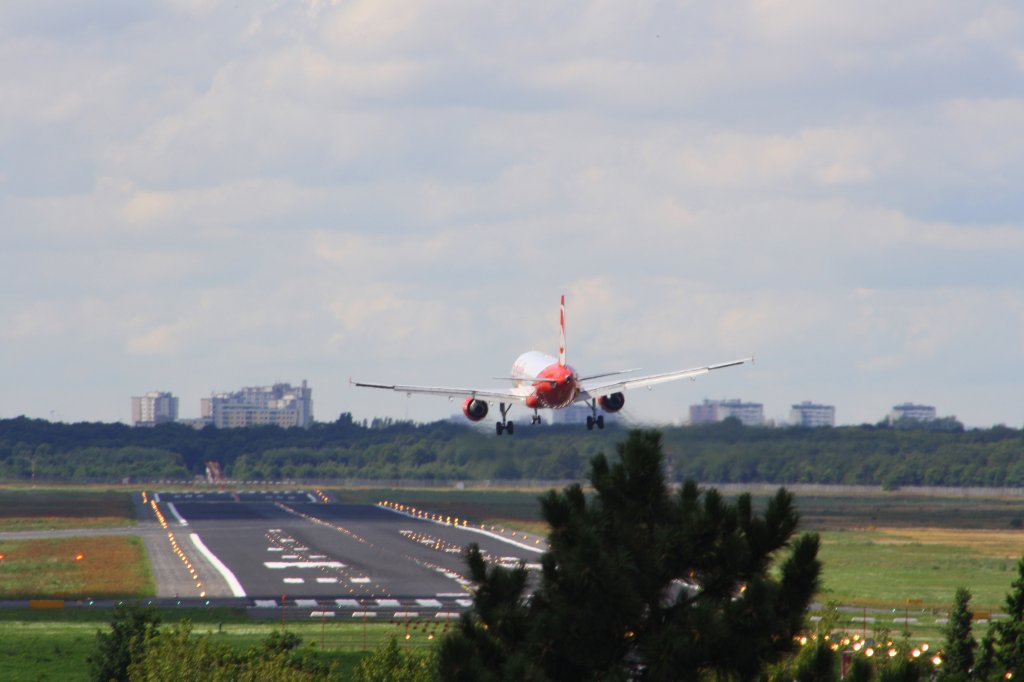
[689,399,764,426]
[131,391,179,426]
[889,403,936,423]
[789,401,835,427]
[200,380,313,429]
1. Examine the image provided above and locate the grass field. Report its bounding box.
[0,490,136,531]
[818,528,1019,610]
[0,536,154,599]
[0,607,437,682]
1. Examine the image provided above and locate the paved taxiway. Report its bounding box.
[146,491,545,613]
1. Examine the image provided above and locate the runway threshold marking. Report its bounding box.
[189,533,247,597]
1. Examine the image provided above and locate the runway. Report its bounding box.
[145,490,545,616]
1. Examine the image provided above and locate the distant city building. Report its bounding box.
[888,403,936,423]
[549,404,620,426]
[200,381,313,429]
[131,391,178,427]
[689,399,764,426]
[789,401,835,428]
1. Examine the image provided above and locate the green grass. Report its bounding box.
[0,607,440,681]
[817,529,1018,610]
[0,619,101,682]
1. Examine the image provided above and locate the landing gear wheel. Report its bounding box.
[532,413,542,425]
[586,415,595,431]
[495,402,514,436]
[596,415,605,430]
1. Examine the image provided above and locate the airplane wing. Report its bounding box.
[350,379,529,403]
[578,357,752,401]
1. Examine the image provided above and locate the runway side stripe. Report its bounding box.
[167,503,188,526]
[377,504,544,554]
[189,533,247,597]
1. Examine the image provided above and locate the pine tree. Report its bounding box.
[974,628,998,681]
[438,429,822,681]
[937,587,974,682]
[995,557,1024,676]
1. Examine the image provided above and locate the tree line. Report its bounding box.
[1,414,1022,486]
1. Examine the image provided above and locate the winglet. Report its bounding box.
[558,294,566,366]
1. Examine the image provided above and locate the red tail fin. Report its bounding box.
[559,295,566,366]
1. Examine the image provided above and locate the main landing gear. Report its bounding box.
[586,400,605,431]
[496,402,514,436]
[531,410,542,425]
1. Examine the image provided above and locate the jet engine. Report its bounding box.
[462,398,489,422]
[598,392,625,413]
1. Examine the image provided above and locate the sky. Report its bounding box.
[2,1,1024,428]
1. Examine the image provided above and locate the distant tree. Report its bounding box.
[438,430,822,681]
[938,587,975,682]
[88,603,161,682]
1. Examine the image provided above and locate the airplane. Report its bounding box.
[351,296,752,435]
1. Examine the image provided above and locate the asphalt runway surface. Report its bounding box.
[146,491,546,615]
